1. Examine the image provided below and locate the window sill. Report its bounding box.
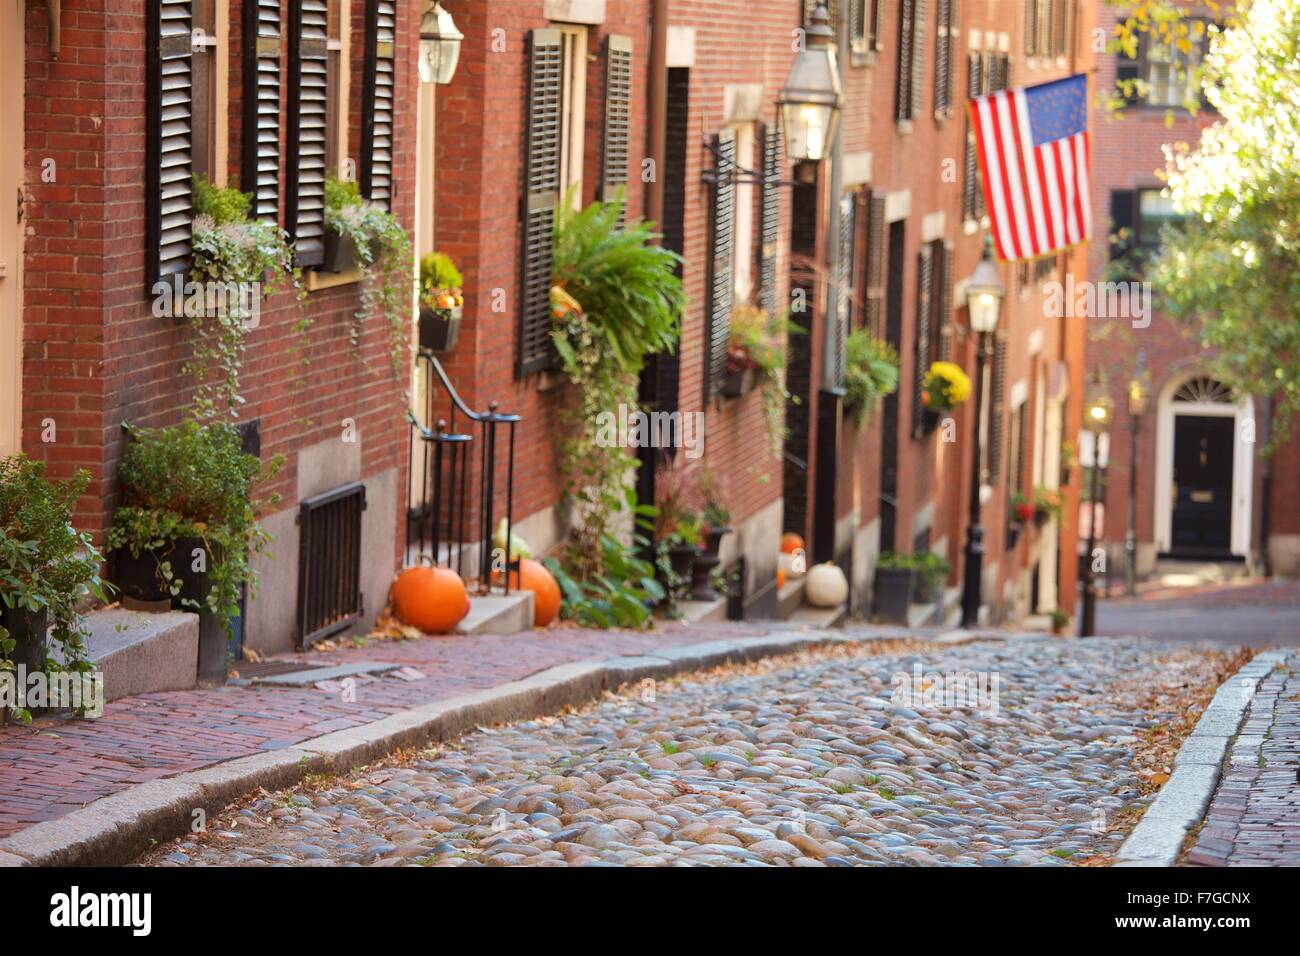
[535,369,567,392]
[306,267,362,292]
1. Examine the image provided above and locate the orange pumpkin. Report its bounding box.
[777,566,787,589]
[781,532,805,555]
[501,558,561,627]
[392,565,470,634]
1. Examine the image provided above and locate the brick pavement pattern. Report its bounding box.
[1186,650,1300,865]
[0,621,776,838]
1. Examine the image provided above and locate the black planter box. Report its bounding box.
[922,408,943,434]
[872,566,915,624]
[703,525,731,557]
[690,550,721,601]
[322,232,359,274]
[419,305,463,351]
[722,367,756,398]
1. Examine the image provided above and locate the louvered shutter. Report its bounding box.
[1025,0,1038,55]
[849,0,865,44]
[896,0,914,121]
[988,331,1008,483]
[833,193,856,389]
[286,0,329,268]
[934,0,952,119]
[242,0,281,222]
[910,0,927,121]
[872,0,886,50]
[962,52,982,222]
[863,191,886,336]
[518,30,563,377]
[360,0,396,210]
[705,134,736,400]
[912,243,933,438]
[758,122,782,318]
[601,35,632,218]
[146,0,194,290]
[937,240,954,362]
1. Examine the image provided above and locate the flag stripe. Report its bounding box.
[1013,90,1049,256]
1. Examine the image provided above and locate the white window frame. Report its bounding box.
[557,24,588,207]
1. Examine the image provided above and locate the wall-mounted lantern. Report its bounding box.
[777,2,842,162]
[419,2,463,85]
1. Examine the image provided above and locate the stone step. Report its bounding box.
[457,590,534,636]
[775,578,805,620]
[1152,559,1250,586]
[80,608,199,702]
[787,602,848,629]
[679,595,728,623]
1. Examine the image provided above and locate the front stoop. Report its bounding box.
[775,578,805,619]
[1115,649,1288,867]
[81,608,199,702]
[787,603,848,628]
[456,591,534,635]
[679,596,728,623]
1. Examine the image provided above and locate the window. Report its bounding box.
[1119,22,1207,107]
[933,0,956,119]
[558,25,588,206]
[1026,1,1071,61]
[1137,189,1183,249]
[732,122,756,303]
[1109,188,1186,268]
[849,0,886,56]
[190,0,228,185]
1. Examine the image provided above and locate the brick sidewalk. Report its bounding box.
[0,620,779,839]
[1186,650,1300,865]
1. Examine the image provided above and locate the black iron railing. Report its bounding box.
[407,350,521,594]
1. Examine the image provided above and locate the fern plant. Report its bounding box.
[843,329,900,425]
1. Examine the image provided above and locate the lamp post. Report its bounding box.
[777,2,843,164]
[960,237,1005,628]
[1124,354,1151,596]
[1081,370,1113,636]
[418,2,463,85]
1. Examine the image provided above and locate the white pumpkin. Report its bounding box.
[805,562,848,607]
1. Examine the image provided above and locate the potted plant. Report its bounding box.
[910,551,950,604]
[418,252,465,351]
[0,456,109,722]
[1049,608,1069,635]
[186,175,298,419]
[107,421,282,687]
[843,329,900,426]
[1032,485,1063,527]
[724,304,800,454]
[652,459,700,599]
[922,361,973,416]
[1060,440,1079,486]
[872,552,915,624]
[324,176,414,372]
[698,464,732,557]
[1011,491,1036,526]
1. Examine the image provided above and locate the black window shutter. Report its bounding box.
[1116,45,1141,104]
[601,35,633,217]
[242,0,281,223]
[759,121,783,318]
[1025,0,1038,55]
[910,0,927,121]
[360,0,397,210]
[934,0,952,119]
[147,0,194,291]
[863,190,886,336]
[962,52,982,222]
[1109,189,1137,260]
[896,0,915,121]
[937,240,954,362]
[989,331,1008,483]
[286,0,329,268]
[849,0,865,44]
[705,134,735,401]
[872,0,886,50]
[518,29,563,378]
[912,243,934,438]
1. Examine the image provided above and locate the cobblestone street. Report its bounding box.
[139,635,1233,868]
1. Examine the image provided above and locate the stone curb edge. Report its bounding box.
[0,625,989,867]
[1114,648,1288,867]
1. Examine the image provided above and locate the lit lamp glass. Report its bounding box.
[966,238,1005,334]
[777,3,842,163]
[1084,379,1114,433]
[419,2,463,85]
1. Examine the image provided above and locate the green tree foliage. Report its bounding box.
[1147,0,1300,441]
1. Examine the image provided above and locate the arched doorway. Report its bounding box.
[1154,374,1254,559]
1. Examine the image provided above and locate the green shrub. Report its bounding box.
[420,252,463,293]
[107,422,282,637]
[843,330,900,424]
[543,535,665,629]
[193,174,252,226]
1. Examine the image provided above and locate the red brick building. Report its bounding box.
[1088,1,1300,580]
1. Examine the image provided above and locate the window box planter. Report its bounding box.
[912,569,943,604]
[921,407,943,434]
[321,231,358,274]
[872,565,915,624]
[722,367,757,398]
[419,304,463,352]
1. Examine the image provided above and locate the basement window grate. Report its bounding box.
[297,481,366,648]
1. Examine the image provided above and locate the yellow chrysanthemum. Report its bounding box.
[925,361,972,406]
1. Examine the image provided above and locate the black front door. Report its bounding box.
[1170,415,1234,557]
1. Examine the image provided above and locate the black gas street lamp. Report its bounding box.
[1080,370,1113,636]
[960,237,1005,628]
[777,2,843,163]
[1124,353,1151,596]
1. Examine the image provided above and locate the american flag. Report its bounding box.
[969,73,1092,262]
